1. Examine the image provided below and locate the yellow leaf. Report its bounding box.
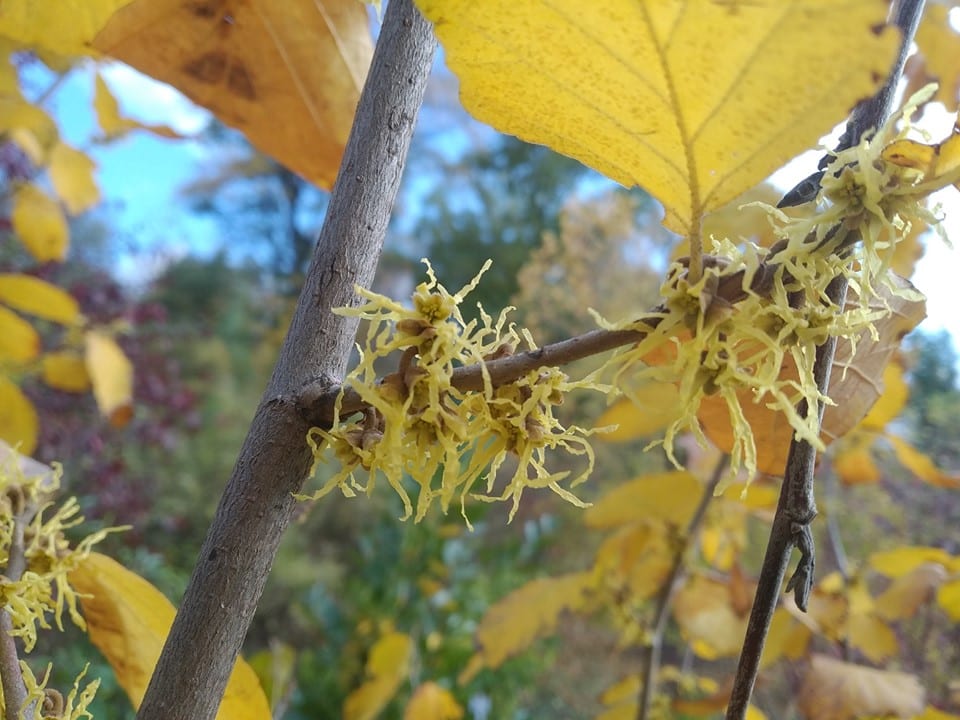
[415,0,896,236]
[759,608,810,670]
[672,574,750,660]
[48,142,100,214]
[848,613,897,663]
[0,304,40,363]
[860,362,908,430]
[69,552,271,719]
[0,95,59,150]
[585,471,701,529]
[937,578,960,622]
[597,383,682,442]
[889,435,960,489]
[869,546,953,578]
[404,682,463,720]
[84,330,133,426]
[874,563,947,621]
[94,73,180,139]
[915,3,960,106]
[913,707,960,720]
[344,631,412,720]
[0,273,80,324]
[832,431,881,485]
[0,376,38,455]
[460,572,592,682]
[42,351,91,393]
[594,523,673,602]
[0,0,136,55]
[798,655,924,720]
[93,0,374,190]
[12,183,70,262]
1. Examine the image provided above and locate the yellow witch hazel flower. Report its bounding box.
[601,86,946,487]
[1,444,118,719]
[301,260,605,525]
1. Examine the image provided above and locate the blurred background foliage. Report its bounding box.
[2,37,960,720]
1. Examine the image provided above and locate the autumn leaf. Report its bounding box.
[0,273,81,325]
[93,73,179,139]
[595,382,682,442]
[48,141,101,214]
[698,276,925,474]
[798,654,924,720]
[584,470,701,529]
[42,351,92,393]
[874,563,947,621]
[12,183,69,262]
[458,572,593,683]
[0,375,39,455]
[671,573,751,659]
[93,0,374,189]
[415,0,897,236]
[914,3,960,106]
[889,435,960,489]
[404,682,463,720]
[0,0,135,55]
[938,579,960,622]
[84,330,134,426]
[860,362,909,431]
[69,552,271,719]
[343,631,412,720]
[593,522,674,603]
[0,304,40,363]
[869,546,956,578]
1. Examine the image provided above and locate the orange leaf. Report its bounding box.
[403,682,463,720]
[0,273,81,325]
[69,552,271,719]
[0,376,39,455]
[93,0,374,189]
[84,331,134,426]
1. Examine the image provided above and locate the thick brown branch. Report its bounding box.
[135,4,437,720]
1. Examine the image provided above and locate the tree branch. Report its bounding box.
[636,456,727,720]
[135,4,437,719]
[1,487,30,720]
[726,3,926,718]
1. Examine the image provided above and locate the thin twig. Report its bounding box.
[726,3,926,718]
[1,488,35,720]
[636,455,728,720]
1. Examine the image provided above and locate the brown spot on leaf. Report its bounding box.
[228,62,256,100]
[183,50,227,84]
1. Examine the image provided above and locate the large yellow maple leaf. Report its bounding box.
[416,0,898,238]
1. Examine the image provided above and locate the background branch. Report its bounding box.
[135,3,437,719]
[726,3,926,718]
[1,490,30,720]
[636,456,728,720]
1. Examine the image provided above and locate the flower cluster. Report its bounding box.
[600,87,945,486]
[1,447,116,719]
[301,261,604,524]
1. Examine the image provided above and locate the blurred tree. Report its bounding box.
[905,329,960,469]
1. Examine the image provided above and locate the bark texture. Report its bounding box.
[136,3,437,718]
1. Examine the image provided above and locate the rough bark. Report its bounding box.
[136,3,437,719]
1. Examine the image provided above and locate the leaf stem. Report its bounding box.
[636,455,727,720]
